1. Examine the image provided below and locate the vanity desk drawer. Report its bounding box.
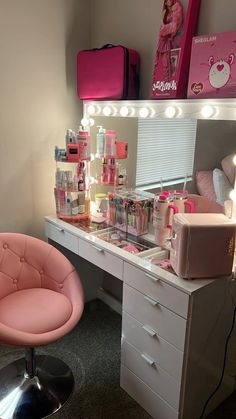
[79,238,123,279]
[45,220,79,254]
[122,312,183,381]
[121,340,181,410]
[123,284,186,351]
[124,262,189,318]
[121,365,179,419]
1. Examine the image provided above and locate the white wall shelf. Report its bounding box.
[83,99,236,121]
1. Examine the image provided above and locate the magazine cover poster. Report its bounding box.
[150,0,201,99]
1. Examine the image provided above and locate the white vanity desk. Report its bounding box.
[44,215,236,419]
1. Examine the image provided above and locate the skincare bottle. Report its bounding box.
[101,158,108,183]
[104,129,116,158]
[77,127,91,160]
[78,192,85,214]
[85,196,90,215]
[108,158,116,184]
[77,162,86,190]
[71,198,79,215]
[78,175,84,191]
[96,126,105,158]
[65,192,72,216]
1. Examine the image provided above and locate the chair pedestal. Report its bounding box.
[0,351,74,419]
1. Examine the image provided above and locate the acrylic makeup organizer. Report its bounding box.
[108,190,154,237]
[54,126,129,222]
[54,136,91,221]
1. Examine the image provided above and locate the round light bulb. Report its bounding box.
[87,105,96,115]
[230,189,236,201]
[120,106,129,117]
[103,106,112,116]
[139,107,149,118]
[165,106,176,118]
[233,155,236,165]
[201,105,214,118]
[81,117,90,127]
[89,118,95,126]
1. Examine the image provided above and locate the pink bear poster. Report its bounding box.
[150,0,201,100]
[188,31,236,98]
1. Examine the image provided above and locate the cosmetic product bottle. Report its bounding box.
[77,127,91,160]
[108,158,116,184]
[116,141,128,159]
[78,192,85,214]
[65,192,72,216]
[54,188,60,213]
[85,197,90,215]
[101,158,108,183]
[55,168,61,188]
[66,129,71,146]
[96,126,105,158]
[71,197,79,215]
[78,175,84,191]
[77,162,86,189]
[104,129,116,158]
[118,174,124,186]
[114,162,120,186]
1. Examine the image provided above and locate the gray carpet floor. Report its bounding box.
[0,300,235,419]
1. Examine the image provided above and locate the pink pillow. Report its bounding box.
[221,154,235,185]
[195,171,217,201]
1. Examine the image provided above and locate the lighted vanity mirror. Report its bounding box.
[89,116,236,208]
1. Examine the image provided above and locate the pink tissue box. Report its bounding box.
[188,31,236,98]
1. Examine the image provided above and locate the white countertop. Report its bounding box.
[45,215,222,296]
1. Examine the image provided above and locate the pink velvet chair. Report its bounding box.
[0,233,84,419]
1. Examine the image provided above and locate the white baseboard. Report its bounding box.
[97,287,122,315]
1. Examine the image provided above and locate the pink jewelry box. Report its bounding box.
[170,213,236,279]
[188,31,236,98]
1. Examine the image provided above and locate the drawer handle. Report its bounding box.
[145,273,159,283]
[92,245,104,253]
[141,353,156,367]
[144,296,159,306]
[54,227,64,233]
[142,325,157,337]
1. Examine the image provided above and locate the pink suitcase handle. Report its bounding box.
[167,204,178,229]
[184,200,195,213]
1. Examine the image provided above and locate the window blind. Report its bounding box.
[135,118,197,188]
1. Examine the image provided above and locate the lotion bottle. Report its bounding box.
[96,126,105,158]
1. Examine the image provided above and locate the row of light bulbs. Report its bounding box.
[85,103,216,120]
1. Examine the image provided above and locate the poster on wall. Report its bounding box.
[150,0,201,100]
[188,31,236,98]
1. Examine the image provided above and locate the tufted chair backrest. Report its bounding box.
[0,233,77,300]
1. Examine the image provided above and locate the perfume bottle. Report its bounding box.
[108,158,116,184]
[101,158,108,183]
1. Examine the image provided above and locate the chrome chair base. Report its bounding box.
[0,355,74,419]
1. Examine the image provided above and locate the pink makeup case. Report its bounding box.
[170,213,236,279]
[77,44,140,100]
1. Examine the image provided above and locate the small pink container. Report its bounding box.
[116,142,128,159]
[170,213,236,279]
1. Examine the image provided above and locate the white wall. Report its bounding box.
[90,0,236,99]
[0,0,89,238]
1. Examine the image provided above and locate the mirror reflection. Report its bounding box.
[90,117,236,217]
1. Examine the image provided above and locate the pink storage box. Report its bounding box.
[188,31,236,98]
[77,44,140,100]
[170,213,235,279]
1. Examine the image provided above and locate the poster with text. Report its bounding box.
[150,0,201,99]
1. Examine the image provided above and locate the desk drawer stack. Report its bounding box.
[121,261,235,419]
[121,262,189,419]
